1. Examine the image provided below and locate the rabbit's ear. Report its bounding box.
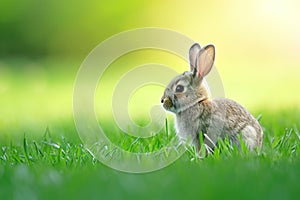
[189,43,201,72]
[195,44,215,78]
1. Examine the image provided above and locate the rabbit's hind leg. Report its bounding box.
[241,125,258,151]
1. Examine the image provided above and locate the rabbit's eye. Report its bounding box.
[175,85,184,93]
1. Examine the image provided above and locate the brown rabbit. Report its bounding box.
[161,43,263,152]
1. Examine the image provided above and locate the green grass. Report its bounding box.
[1,59,300,199]
[1,109,300,200]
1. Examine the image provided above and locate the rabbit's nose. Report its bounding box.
[161,94,166,103]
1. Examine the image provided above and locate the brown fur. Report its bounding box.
[161,43,263,152]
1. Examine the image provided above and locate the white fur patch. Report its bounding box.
[241,125,257,150]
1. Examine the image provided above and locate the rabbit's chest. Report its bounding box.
[174,113,202,139]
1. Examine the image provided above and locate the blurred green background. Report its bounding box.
[1,1,300,200]
[1,0,300,135]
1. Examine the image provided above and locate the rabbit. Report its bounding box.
[161,43,263,153]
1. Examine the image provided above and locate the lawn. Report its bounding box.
[0,59,300,200]
[1,110,300,200]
